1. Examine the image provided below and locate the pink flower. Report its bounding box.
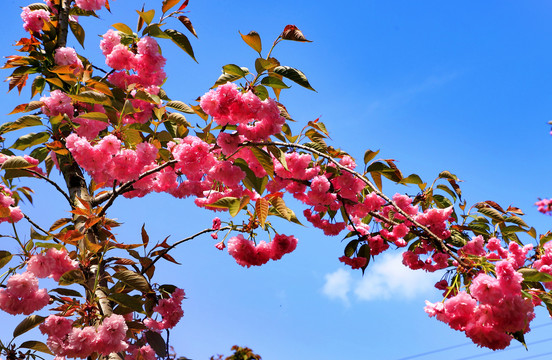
[54,47,83,68]
[21,7,50,33]
[339,256,368,269]
[75,0,106,11]
[0,272,50,315]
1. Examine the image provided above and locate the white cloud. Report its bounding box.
[322,268,352,305]
[322,253,441,304]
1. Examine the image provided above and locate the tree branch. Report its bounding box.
[24,169,72,205]
[93,160,177,213]
[245,141,466,266]
[141,226,233,276]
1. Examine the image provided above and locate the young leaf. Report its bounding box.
[112,22,134,35]
[255,198,269,228]
[166,100,195,114]
[239,31,262,53]
[281,25,312,42]
[162,0,179,13]
[178,16,197,38]
[136,9,155,26]
[10,132,50,151]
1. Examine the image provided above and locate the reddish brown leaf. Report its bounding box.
[281,25,312,42]
[178,0,189,11]
[178,16,197,38]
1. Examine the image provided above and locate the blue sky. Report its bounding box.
[2,0,552,359]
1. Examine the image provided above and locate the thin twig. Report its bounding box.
[24,169,72,205]
[94,160,178,214]
[141,226,233,276]
[245,141,466,266]
[23,213,61,244]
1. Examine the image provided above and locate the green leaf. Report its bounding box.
[166,101,195,114]
[167,112,191,127]
[208,197,240,215]
[69,21,85,48]
[11,132,50,151]
[1,156,35,170]
[112,23,134,35]
[254,85,269,100]
[108,293,144,313]
[239,31,262,53]
[267,145,288,171]
[143,24,172,39]
[223,64,246,77]
[58,269,85,285]
[344,240,359,257]
[19,341,53,355]
[438,170,458,181]
[433,194,453,209]
[255,58,277,73]
[69,91,112,106]
[478,207,504,222]
[75,112,109,122]
[518,268,552,282]
[113,269,152,293]
[13,315,46,338]
[27,3,50,11]
[399,174,423,185]
[261,76,290,89]
[0,251,12,269]
[213,73,243,88]
[0,115,43,134]
[164,29,197,62]
[273,66,315,91]
[504,215,528,228]
[250,147,274,178]
[49,288,83,297]
[145,330,167,357]
[269,196,291,221]
[363,149,379,165]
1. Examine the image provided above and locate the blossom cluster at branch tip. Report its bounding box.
[227,234,297,267]
[0,184,23,224]
[536,198,552,215]
[27,248,79,281]
[144,288,186,331]
[21,6,50,33]
[0,271,49,315]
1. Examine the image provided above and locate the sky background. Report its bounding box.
[2,0,552,359]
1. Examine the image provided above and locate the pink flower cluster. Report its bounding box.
[339,256,368,269]
[0,185,23,224]
[425,260,535,350]
[0,272,49,315]
[200,82,286,141]
[533,241,552,289]
[144,288,185,331]
[126,345,156,360]
[21,6,50,33]
[75,0,106,11]
[40,314,128,358]
[41,90,74,118]
[27,248,79,281]
[536,198,552,215]
[227,234,298,267]
[66,133,158,184]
